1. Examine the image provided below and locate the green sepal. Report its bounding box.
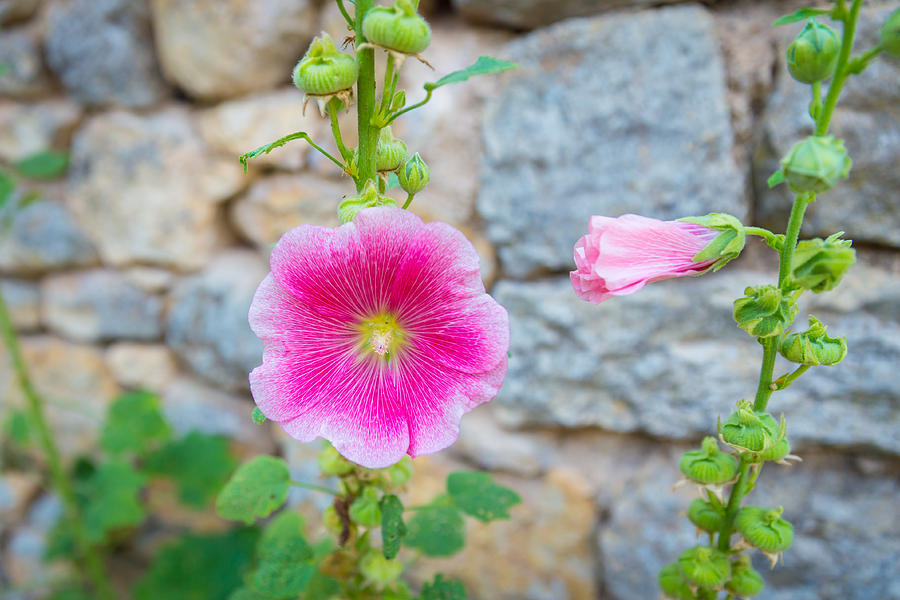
[404,496,465,557]
[733,285,798,338]
[679,437,738,485]
[420,574,467,600]
[680,213,746,272]
[446,471,521,522]
[686,498,725,533]
[789,232,855,293]
[725,555,765,597]
[360,550,404,585]
[99,391,171,456]
[318,442,355,476]
[719,399,784,454]
[658,562,696,600]
[362,0,432,55]
[292,32,358,96]
[143,431,237,508]
[338,179,397,223]
[880,7,900,58]
[772,7,832,26]
[786,19,840,84]
[780,135,851,194]
[251,511,314,597]
[216,455,291,525]
[779,314,847,366]
[677,546,731,589]
[767,168,785,188]
[381,494,407,559]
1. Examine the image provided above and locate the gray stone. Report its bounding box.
[0,278,39,331]
[452,0,695,30]
[477,6,744,278]
[491,253,900,455]
[755,4,900,248]
[165,250,267,392]
[0,201,98,276]
[69,108,244,270]
[5,495,66,588]
[150,0,319,101]
[105,342,178,391]
[0,25,54,98]
[0,99,81,162]
[41,269,164,342]
[44,0,168,108]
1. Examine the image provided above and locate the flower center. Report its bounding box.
[359,313,405,358]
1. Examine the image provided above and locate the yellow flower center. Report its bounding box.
[359,313,405,358]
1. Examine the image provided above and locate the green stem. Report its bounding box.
[744,226,781,250]
[402,192,416,209]
[387,89,433,125]
[0,285,114,600]
[716,456,752,552]
[289,480,340,496]
[771,364,812,391]
[335,0,354,29]
[328,99,352,164]
[810,80,822,120]
[814,0,862,136]
[355,0,378,191]
[379,53,395,114]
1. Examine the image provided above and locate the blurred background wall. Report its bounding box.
[1,0,898,597]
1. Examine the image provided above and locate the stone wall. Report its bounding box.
[1,0,898,598]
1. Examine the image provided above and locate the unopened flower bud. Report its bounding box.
[726,555,765,598]
[687,498,725,534]
[360,550,404,584]
[780,135,851,194]
[398,152,430,194]
[349,486,382,527]
[733,285,798,339]
[679,437,738,485]
[786,19,840,83]
[735,506,794,553]
[376,126,408,172]
[362,0,432,55]
[292,32,358,95]
[658,562,696,600]
[720,400,782,453]
[677,546,732,589]
[338,180,397,223]
[789,232,855,293]
[319,442,355,476]
[678,213,746,272]
[880,8,900,57]
[779,315,847,366]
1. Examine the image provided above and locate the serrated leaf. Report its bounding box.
[134,528,259,600]
[144,431,237,508]
[380,495,407,560]
[216,455,290,525]
[447,471,521,523]
[767,169,785,189]
[14,150,69,180]
[251,511,314,597]
[100,391,171,456]
[772,7,831,26]
[252,406,267,424]
[239,131,313,172]
[404,499,464,557]
[80,460,147,542]
[420,574,467,600]
[424,56,517,91]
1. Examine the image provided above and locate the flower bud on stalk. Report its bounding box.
[786,19,840,83]
[363,0,432,55]
[658,562,697,600]
[338,179,397,223]
[733,285,798,339]
[679,437,738,485]
[319,443,356,476]
[687,498,725,534]
[293,33,358,116]
[725,555,765,598]
[720,400,783,454]
[735,506,794,566]
[376,126,408,172]
[779,315,847,366]
[398,152,430,194]
[880,7,900,57]
[677,546,732,589]
[678,212,746,272]
[789,232,855,293]
[780,135,852,194]
[349,486,382,527]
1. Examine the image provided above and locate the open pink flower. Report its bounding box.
[249,206,509,468]
[571,214,720,305]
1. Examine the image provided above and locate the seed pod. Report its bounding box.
[677,546,732,589]
[733,285,798,339]
[786,19,840,83]
[349,486,382,527]
[725,555,765,598]
[880,7,900,57]
[679,437,738,485]
[789,232,856,294]
[687,498,725,534]
[780,135,852,194]
[398,152,430,194]
[735,506,794,553]
[658,562,696,600]
[720,400,781,453]
[292,32,358,95]
[779,315,847,365]
[362,0,431,55]
[376,126,408,172]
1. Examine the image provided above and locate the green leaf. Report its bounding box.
[100,391,171,456]
[228,589,276,600]
[772,7,832,26]
[251,511,314,598]
[239,131,313,172]
[404,499,465,557]
[3,409,31,445]
[144,431,237,508]
[216,455,290,525]
[447,471,521,523]
[134,528,259,600]
[420,574,467,600]
[424,56,518,91]
[252,406,267,424]
[14,150,69,180]
[79,460,147,542]
[304,570,341,600]
[767,169,785,189]
[0,172,14,211]
[381,494,407,560]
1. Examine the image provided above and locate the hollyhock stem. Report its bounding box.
[290,480,341,496]
[355,0,378,190]
[815,0,862,136]
[716,455,752,552]
[0,285,114,600]
[328,99,352,164]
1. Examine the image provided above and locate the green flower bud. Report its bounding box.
[758,437,792,463]
[385,456,413,488]
[789,232,855,293]
[880,7,900,57]
[678,213,746,272]
[658,562,696,600]
[319,442,355,476]
[391,90,407,111]
[779,315,847,366]
[360,550,404,584]
[733,285,798,339]
[687,498,725,534]
[397,152,430,194]
[338,179,397,223]
[349,486,382,527]
[292,32,358,95]
[376,127,408,172]
[362,0,432,55]
[720,400,782,453]
[677,546,732,589]
[679,437,738,485]
[735,506,794,553]
[725,555,765,598]
[786,19,840,84]
[780,135,851,194]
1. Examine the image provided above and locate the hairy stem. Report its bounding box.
[717,456,752,552]
[815,0,862,136]
[0,285,114,599]
[355,0,378,190]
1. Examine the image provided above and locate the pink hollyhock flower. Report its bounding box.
[249,206,509,468]
[571,214,720,305]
